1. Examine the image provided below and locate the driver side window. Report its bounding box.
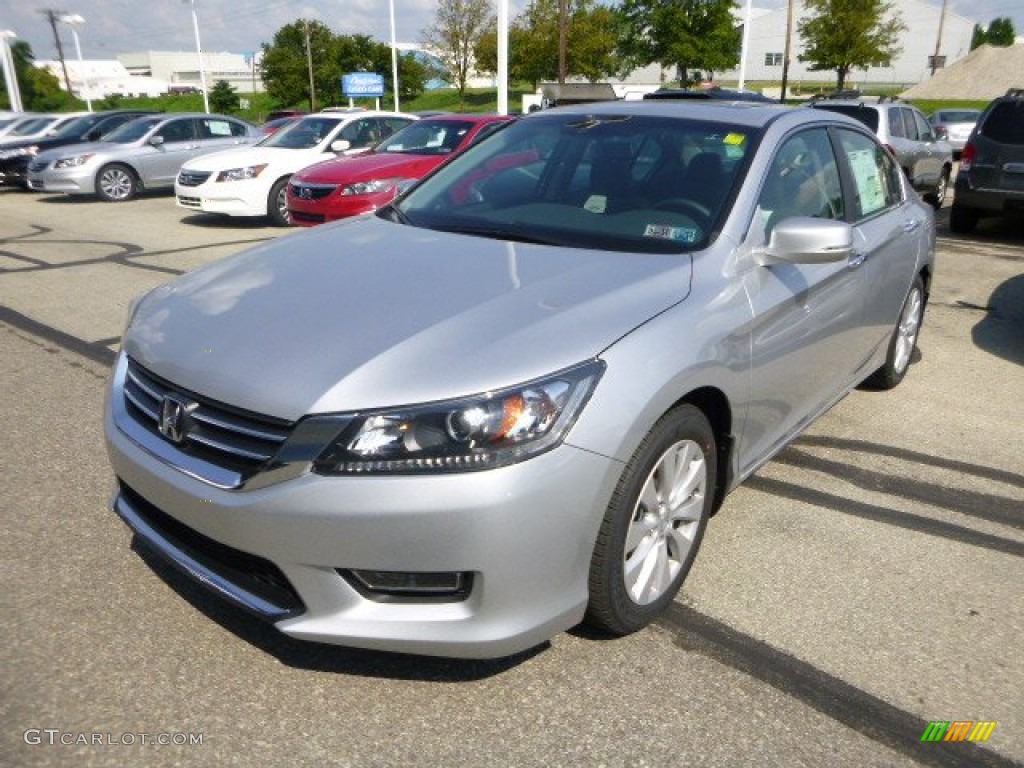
[756,128,844,237]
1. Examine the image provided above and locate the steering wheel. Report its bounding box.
[653,198,712,229]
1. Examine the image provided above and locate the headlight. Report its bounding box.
[341,178,398,196]
[313,360,604,474]
[53,154,94,168]
[215,164,268,182]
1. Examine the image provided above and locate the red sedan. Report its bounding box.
[286,114,514,226]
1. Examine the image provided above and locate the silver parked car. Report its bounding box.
[105,101,934,658]
[929,108,982,158]
[27,112,259,201]
[807,97,954,208]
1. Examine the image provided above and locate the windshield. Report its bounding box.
[260,116,343,149]
[377,120,476,156]
[10,117,59,136]
[50,114,101,139]
[102,116,163,143]
[935,110,981,123]
[813,105,879,132]
[391,113,755,253]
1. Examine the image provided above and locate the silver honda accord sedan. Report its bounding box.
[105,100,934,658]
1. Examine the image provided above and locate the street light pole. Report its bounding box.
[60,14,92,111]
[1,30,24,111]
[389,0,399,112]
[187,0,209,113]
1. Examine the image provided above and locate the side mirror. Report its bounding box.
[149,135,165,148]
[754,217,853,266]
[330,139,351,153]
[86,128,102,141]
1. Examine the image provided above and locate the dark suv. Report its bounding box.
[950,89,1024,233]
[0,109,158,187]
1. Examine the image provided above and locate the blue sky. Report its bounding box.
[4,0,1022,62]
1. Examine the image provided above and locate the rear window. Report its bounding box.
[981,101,1024,145]
[812,105,879,132]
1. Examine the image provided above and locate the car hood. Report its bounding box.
[295,152,442,184]
[182,145,325,174]
[36,140,129,160]
[125,216,693,421]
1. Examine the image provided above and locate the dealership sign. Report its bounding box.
[342,72,385,98]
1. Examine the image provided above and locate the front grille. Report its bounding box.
[123,357,293,476]
[177,195,201,208]
[177,169,212,187]
[119,482,305,618]
[28,158,48,173]
[289,181,337,200]
[290,210,326,223]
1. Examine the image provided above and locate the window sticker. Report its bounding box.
[207,121,231,136]
[723,132,746,146]
[847,148,886,214]
[584,195,607,213]
[644,223,699,242]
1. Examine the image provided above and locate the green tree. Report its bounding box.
[475,0,630,89]
[616,0,741,85]
[422,0,495,104]
[0,40,70,111]
[985,18,1016,47]
[970,23,987,50]
[798,0,906,90]
[262,23,426,111]
[209,80,239,113]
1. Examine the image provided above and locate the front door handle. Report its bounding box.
[848,251,866,269]
[903,219,921,233]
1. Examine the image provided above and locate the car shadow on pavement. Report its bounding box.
[971,274,1024,366]
[179,213,281,230]
[131,537,546,680]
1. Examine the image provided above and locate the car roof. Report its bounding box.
[530,98,797,130]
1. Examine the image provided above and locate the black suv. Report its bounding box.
[951,89,1024,233]
[0,109,159,187]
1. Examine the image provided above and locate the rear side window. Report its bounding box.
[981,101,1024,145]
[836,129,903,219]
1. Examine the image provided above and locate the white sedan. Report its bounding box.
[174,111,417,225]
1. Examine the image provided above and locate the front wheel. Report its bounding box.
[267,176,291,226]
[585,405,716,636]
[862,275,925,390]
[95,163,138,202]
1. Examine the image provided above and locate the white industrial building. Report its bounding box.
[716,0,976,90]
[36,59,168,100]
[119,51,264,94]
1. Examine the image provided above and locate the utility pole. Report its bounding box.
[41,9,72,96]
[303,20,316,111]
[780,0,795,103]
[931,0,948,76]
[557,0,567,85]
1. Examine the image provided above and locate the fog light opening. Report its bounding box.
[341,569,473,602]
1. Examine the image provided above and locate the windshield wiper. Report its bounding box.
[431,223,564,246]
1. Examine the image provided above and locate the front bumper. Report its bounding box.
[175,179,268,217]
[27,166,95,194]
[104,358,621,658]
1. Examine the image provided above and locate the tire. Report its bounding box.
[949,202,978,234]
[267,177,291,226]
[863,275,925,391]
[925,166,949,209]
[585,405,716,636]
[95,163,138,202]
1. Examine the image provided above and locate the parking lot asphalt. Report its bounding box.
[1,187,1022,768]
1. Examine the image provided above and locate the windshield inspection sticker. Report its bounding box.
[644,224,699,242]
